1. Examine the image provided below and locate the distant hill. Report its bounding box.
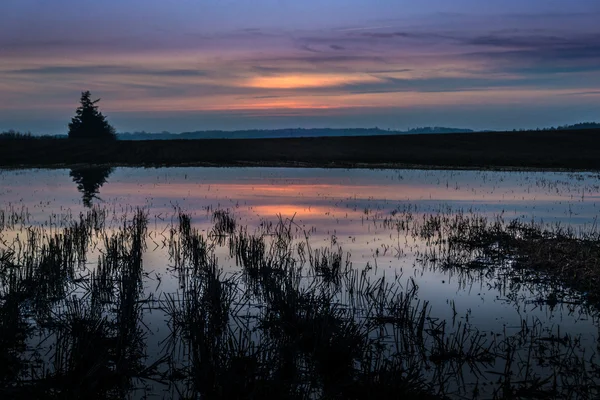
[116,127,474,140]
[550,122,600,131]
[513,122,600,132]
[5,122,598,140]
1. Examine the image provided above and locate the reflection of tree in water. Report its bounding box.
[70,167,113,207]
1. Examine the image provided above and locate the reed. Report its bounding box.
[1,207,599,398]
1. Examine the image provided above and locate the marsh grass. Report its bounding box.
[0,207,599,398]
[406,212,600,307]
[309,245,350,286]
[212,210,236,236]
[0,207,169,399]
[165,211,600,399]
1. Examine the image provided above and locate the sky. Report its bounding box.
[1,0,599,134]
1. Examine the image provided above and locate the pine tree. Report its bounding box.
[68,91,116,140]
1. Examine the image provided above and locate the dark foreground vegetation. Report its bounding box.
[0,206,599,398]
[1,128,600,170]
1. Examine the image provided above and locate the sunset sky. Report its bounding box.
[1,0,599,134]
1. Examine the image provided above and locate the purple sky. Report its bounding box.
[1,0,599,134]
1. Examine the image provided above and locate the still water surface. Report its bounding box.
[1,167,599,397]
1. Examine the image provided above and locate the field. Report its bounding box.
[1,129,600,169]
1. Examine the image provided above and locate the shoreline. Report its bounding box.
[2,160,598,173]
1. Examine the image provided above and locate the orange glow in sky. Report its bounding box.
[246,73,380,89]
[1,8,599,133]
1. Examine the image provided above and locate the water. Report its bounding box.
[1,167,599,398]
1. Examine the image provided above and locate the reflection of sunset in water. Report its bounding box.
[2,167,600,228]
[2,166,600,377]
[3,167,600,275]
[99,179,580,206]
[250,204,338,219]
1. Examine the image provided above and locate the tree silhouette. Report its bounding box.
[68,91,116,140]
[69,167,114,207]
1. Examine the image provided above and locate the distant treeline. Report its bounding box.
[1,127,467,140]
[514,122,600,132]
[2,123,599,140]
[116,127,474,140]
[0,130,34,140]
[0,130,63,140]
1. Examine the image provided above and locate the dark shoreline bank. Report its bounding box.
[1,129,600,171]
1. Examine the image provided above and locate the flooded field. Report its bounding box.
[1,167,600,399]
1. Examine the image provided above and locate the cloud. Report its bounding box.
[244,53,389,66]
[465,32,600,56]
[250,95,286,99]
[7,65,209,77]
[358,31,436,40]
[560,90,600,96]
[339,76,528,94]
[2,10,600,132]
[467,34,571,48]
[370,68,413,74]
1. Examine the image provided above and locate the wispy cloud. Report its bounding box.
[1,9,600,131]
[7,65,209,77]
